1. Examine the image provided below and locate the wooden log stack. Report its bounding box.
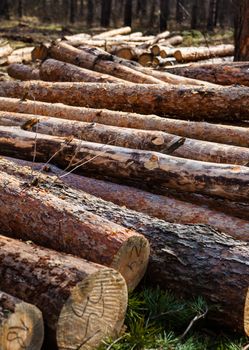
[0,26,249,348]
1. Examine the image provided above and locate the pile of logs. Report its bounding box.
[0,26,249,349]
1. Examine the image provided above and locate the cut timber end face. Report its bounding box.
[244,288,249,336]
[111,235,150,291]
[57,268,127,350]
[0,301,44,350]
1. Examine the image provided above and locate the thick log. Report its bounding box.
[0,97,248,148]
[165,62,249,86]
[0,160,248,333]
[0,126,248,202]
[0,80,249,120]
[40,58,126,83]
[138,52,153,66]
[0,168,149,291]
[7,64,40,80]
[7,47,34,65]
[3,157,249,241]
[1,110,249,165]
[151,45,177,57]
[174,45,235,63]
[0,291,44,350]
[0,235,128,349]
[92,26,131,39]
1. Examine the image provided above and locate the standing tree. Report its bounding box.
[0,0,9,19]
[124,0,132,26]
[207,0,217,31]
[18,0,23,18]
[160,0,170,31]
[87,0,94,26]
[101,0,112,27]
[234,0,249,60]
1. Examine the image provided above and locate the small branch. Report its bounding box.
[162,137,186,155]
[178,306,208,340]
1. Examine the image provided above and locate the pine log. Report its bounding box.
[0,160,248,333]
[165,62,249,86]
[40,58,127,83]
[7,47,34,65]
[7,64,40,80]
[0,126,248,202]
[158,35,183,47]
[0,44,13,64]
[174,45,235,63]
[139,30,170,48]
[0,235,128,349]
[62,32,91,46]
[0,291,44,350]
[0,80,249,120]
[138,52,153,66]
[1,110,249,165]
[0,97,248,148]
[0,168,149,291]
[152,56,176,67]
[3,157,249,241]
[92,26,131,39]
[151,45,177,57]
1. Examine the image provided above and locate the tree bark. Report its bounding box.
[0,168,149,291]
[234,0,249,61]
[0,126,248,202]
[40,58,127,83]
[100,0,112,27]
[7,64,40,80]
[1,80,249,120]
[160,0,170,31]
[0,159,248,333]
[0,97,248,148]
[0,291,44,350]
[0,235,128,349]
[1,110,249,165]
[124,0,132,26]
[87,0,93,27]
[174,45,235,62]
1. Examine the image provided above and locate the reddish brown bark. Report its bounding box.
[7,63,40,80]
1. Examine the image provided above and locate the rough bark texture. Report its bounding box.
[0,169,149,291]
[0,97,248,148]
[0,160,248,333]
[0,126,248,202]
[40,58,127,83]
[0,291,44,350]
[0,235,128,350]
[174,45,235,62]
[165,62,249,86]
[7,64,40,81]
[234,0,249,61]
[1,110,249,165]
[0,80,248,120]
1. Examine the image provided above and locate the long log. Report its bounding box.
[0,97,248,148]
[174,45,235,63]
[0,168,149,291]
[0,159,248,333]
[3,157,249,241]
[92,26,131,39]
[0,126,248,201]
[0,291,44,350]
[7,46,34,65]
[0,235,128,349]
[0,80,249,120]
[40,58,127,83]
[165,62,249,86]
[7,63,40,80]
[1,110,249,165]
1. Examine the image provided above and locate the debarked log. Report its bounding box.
[0,235,128,350]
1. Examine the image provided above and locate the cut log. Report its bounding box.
[151,45,177,57]
[0,291,44,350]
[0,160,248,333]
[165,61,249,86]
[0,126,248,202]
[158,35,183,47]
[174,44,235,63]
[7,64,40,80]
[40,58,127,83]
[1,110,249,164]
[0,43,13,64]
[137,52,153,66]
[0,235,128,349]
[0,97,248,148]
[152,56,176,67]
[0,80,249,120]
[3,157,249,241]
[7,47,34,65]
[62,32,91,46]
[0,168,149,291]
[92,26,131,39]
[139,30,170,48]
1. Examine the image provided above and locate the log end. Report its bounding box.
[56,268,128,350]
[0,301,44,350]
[111,235,150,291]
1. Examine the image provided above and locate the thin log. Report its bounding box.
[7,63,40,80]
[0,97,248,147]
[0,167,149,291]
[0,126,248,201]
[0,291,44,350]
[40,58,127,83]
[158,35,183,46]
[0,80,249,120]
[1,110,249,164]
[0,234,128,349]
[0,159,248,333]
[92,26,131,39]
[139,30,170,48]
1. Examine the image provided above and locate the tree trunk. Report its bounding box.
[160,0,170,31]
[0,97,247,148]
[0,291,44,350]
[69,0,76,23]
[0,168,149,291]
[17,0,23,18]
[124,0,132,26]
[0,126,248,202]
[0,235,128,349]
[174,45,234,62]
[7,64,40,80]
[0,159,248,333]
[1,110,249,165]
[0,0,9,20]
[40,58,127,83]
[101,0,112,27]
[191,0,198,29]
[1,80,249,121]
[87,0,94,27]
[207,0,217,31]
[176,0,183,23]
[234,0,249,61]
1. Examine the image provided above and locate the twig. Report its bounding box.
[105,335,126,350]
[162,137,186,155]
[243,344,249,350]
[178,306,208,340]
